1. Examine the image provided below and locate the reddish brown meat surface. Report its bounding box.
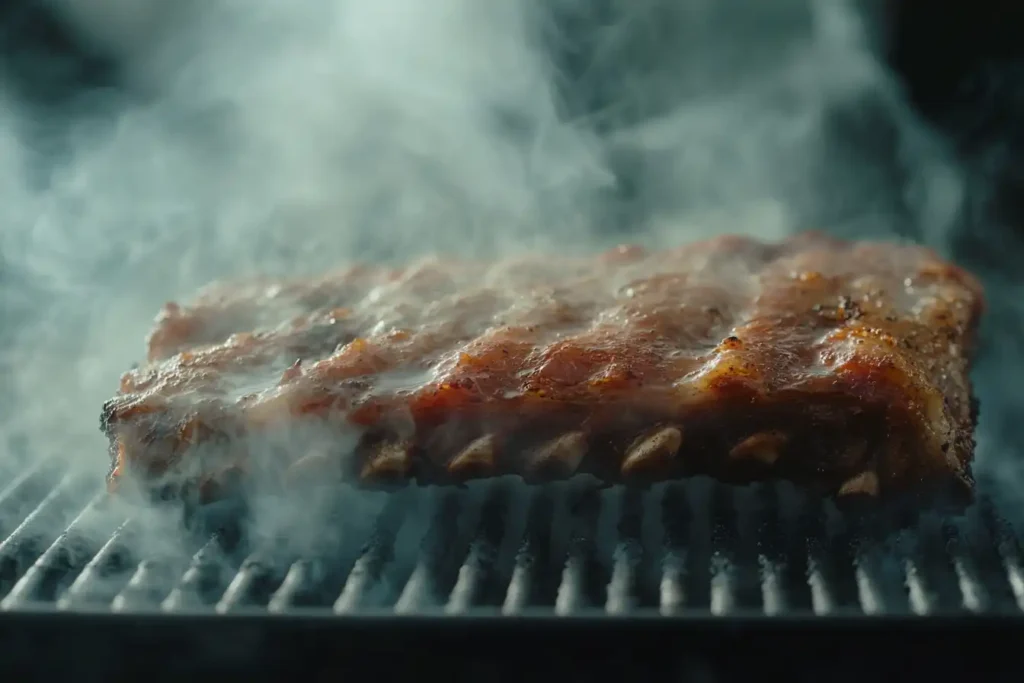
[101,232,985,502]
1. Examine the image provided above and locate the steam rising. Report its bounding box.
[0,0,1020,561]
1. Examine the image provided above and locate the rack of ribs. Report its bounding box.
[100,231,984,504]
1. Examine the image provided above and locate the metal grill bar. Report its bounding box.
[1,472,1024,616]
[502,488,554,613]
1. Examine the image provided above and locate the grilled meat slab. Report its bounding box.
[101,232,984,502]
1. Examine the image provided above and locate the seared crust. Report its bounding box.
[101,232,984,501]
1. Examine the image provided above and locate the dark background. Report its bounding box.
[888,0,1024,272]
[0,2,1023,677]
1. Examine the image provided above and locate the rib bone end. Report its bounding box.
[728,430,788,465]
[525,431,587,481]
[837,470,880,498]
[621,425,683,478]
[360,441,414,483]
[447,434,497,481]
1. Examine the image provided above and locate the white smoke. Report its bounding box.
[0,0,994,527]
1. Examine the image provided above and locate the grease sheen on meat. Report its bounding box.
[102,232,984,502]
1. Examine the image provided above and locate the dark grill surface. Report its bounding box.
[2,461,1024,617]
[0,461,1023,679]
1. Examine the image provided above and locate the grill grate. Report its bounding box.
[1,461,1024,617]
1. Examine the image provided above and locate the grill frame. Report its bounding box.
[0,609,1020,679]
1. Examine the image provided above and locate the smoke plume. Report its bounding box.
[2,0,1019,544]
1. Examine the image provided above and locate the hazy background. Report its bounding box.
[0,0,1020,512]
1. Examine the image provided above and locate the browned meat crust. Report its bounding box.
[101,231,985,502]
